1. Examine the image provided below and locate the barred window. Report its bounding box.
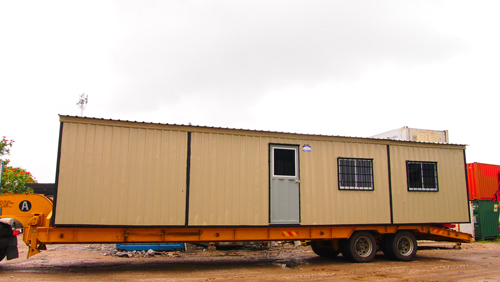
[407,161,439,192]
[338,158,374,190]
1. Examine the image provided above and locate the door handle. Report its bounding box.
[295,179,301,183]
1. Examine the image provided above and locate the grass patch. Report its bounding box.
[475,237,500,243]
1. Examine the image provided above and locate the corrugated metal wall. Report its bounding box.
[189,133,271,225]
[467,162,500,200]
[55,121,188,225]
[55,116,469,227]
[189,133,392,226]
[389,146,469,224]
[300,140,391,225]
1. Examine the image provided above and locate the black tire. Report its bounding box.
[311,240,340,258]
[386,231,417,261]
[381,234,395,259]
[344,232,376,263]
[0,248,6,262]
[339,239,353,261]
[0,223,10,262]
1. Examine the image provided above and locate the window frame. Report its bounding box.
[271,146,298,178]
[406,161,439,192]
[337,157,374,191]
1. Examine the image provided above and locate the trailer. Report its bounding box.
[0,116,472,263]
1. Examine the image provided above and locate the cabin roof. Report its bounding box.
[59,115,466,149]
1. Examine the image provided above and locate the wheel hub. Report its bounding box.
[355,237,372,257]
[397,236,413,255]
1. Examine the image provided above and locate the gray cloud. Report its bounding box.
[106,1,465,116]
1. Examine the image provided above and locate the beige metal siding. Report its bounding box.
[189,133,392,225]
[189,133,271,225]
[55,116,469,227]
[389,146,469,224]
[300,141,391,225]
[55,121,187,225]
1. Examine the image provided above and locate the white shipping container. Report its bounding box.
[455,201,475,240]
[371,126,449,143]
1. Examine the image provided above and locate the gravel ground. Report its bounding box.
[1,235,500,281]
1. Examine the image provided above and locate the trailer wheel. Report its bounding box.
[344,232,376,263]
[311,240,340,258]
[386,231,417,261]
[0,222,18,262]
[0,223,9,262]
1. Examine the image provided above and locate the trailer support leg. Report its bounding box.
[27,228,41,258]
[26,216,42,258]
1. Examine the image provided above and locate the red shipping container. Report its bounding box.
[467,162,500,200]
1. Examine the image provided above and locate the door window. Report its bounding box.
[273,148,297,177]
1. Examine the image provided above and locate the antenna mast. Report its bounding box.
[77,93,88,117]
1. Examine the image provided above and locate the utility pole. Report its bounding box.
[77,93,88,117]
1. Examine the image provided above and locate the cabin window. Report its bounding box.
[406,161,439,192]
[338,158,374,190]
[273,148,297,177]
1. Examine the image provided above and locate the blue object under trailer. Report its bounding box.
[116,243,185,252]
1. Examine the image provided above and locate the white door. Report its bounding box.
[270,145,300,224]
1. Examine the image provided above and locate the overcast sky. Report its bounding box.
[1,1,499,183]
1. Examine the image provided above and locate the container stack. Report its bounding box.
[467,163,500,240]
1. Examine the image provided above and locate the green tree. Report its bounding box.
[1,136,36,194]
[0,136,13,157]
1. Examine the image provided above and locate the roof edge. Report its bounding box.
[58,115,467,148]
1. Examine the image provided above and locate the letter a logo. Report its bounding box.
[19,200,32,212]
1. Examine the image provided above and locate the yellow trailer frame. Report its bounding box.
[0,194,473,259]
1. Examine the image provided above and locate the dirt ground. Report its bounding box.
[1,236,500,282]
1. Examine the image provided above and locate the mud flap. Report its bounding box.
[6,235,18,260]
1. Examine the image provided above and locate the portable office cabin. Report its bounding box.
[53,115,470,227]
